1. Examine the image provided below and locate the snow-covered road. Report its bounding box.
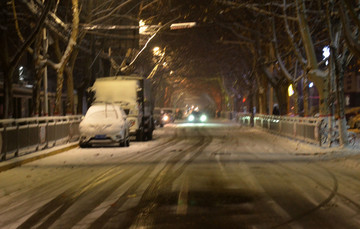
[0,121,360,228]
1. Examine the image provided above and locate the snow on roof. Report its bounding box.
[92,78,139,104]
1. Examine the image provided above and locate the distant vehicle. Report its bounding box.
[154,107,175,127]
[79,103,130,147]
[91,75,154,141]
[187,111,207,123]
[153,108,162,127]
[160,112,175,127]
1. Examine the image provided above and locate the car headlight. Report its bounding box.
[188,114,195,122]
[200,114,207,122]
[162,115,169,121]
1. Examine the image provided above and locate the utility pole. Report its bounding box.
[43,27,48,115]
[42,0,48,115]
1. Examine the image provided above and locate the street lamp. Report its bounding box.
[170,22,196,30]
[288,84,294,96]
[153,46,163,56]
[323,46,330,65]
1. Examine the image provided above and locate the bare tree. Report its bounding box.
[0,0,53,118]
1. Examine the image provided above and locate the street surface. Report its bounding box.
[1,120,360,228]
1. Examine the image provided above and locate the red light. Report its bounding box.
[242,98,246,103]
[129,120,136,127]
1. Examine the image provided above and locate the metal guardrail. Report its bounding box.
[0,116,82,161]
[238,113,252,126]
[238,113,323,145]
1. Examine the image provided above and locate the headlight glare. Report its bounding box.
[162,115,169,121]
[200,114,207,122]
[188,114,195,122]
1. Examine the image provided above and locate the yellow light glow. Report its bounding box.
[139,20,148,34]
[288,84,294,96]
[153,47,162,56]
[139,20,145,27]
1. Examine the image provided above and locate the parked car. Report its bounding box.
[79,103,130,147]
[187,111,208,123]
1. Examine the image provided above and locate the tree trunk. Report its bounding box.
[1,0,52,118]
[65,67,75,114]
[293,82,299,115]
[296,0,330,116]
[32,33,44,116]
[54,67,65,115]
[3,67,15,118]
[302,78,309,116]
[255,72,268,114]
[65,46,80,115]
[54,0,79,115]
[275,81,289,115]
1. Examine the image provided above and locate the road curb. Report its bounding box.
[0,143,78,173]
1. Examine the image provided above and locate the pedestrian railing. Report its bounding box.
[238,113,324,145]
[238,113,252,126]
[0,116,82,161]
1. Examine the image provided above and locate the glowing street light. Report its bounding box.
[139,19,148,34]
[153,46,163,56]
[323,46,330,65]
[170,22,196,30]
[288,84,294,96]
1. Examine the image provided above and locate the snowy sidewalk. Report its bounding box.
[0,142,79,173]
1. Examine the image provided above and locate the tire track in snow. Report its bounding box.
[272,162,360,228]
[126,129,212,229]
[234,130,357,228]
[15,131,184,228]
[267,138,360,227]
[85,128,209,228]
[222,131,304,229]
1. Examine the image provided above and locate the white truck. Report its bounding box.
[91,75,154,141]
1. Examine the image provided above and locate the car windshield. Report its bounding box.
[191,111,201,116]
[163,109,173,114]
[86,105,119,119]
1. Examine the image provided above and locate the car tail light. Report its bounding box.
[129,120,136,127]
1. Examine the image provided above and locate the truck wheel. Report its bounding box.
[79,142,89,148]
[136,129,144,141]
[356,122,360,129]
[119,140,125,147]
[147,130,153,140]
